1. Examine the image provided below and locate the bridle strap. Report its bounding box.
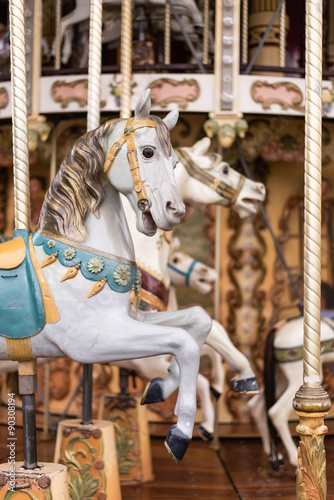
[103,118,158,208]
[168,258,198,287]
[175,149,245,207]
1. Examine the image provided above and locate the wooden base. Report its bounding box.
[0,461,69,498]
[54,419,121,500]
[99,393,154,485]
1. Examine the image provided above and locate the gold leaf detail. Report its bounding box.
[60,265,81,282]
[87,278,107,298]
[41,253,58,268]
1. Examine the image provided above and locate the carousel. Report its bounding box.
[0,0,333,498]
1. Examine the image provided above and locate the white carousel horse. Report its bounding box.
[116,137,266,438]
[0,90,213,463]
[248,312,334,469]
[54,0,205,66]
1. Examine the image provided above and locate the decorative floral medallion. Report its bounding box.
[135,270,142,294]
[87,256,105,274]
[63,247,77,260]
[47,239,56,249]
[113,265,131,286]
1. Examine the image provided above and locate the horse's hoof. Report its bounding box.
[164,425,191,464]
[196,424,212,442]
[210,386,222,400]
[231,377,259,395]
[269,458,285,470]
[140,377,165,405]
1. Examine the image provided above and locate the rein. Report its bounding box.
[168,258,198,287]
[103,117,157,211]
[175,149,245,207]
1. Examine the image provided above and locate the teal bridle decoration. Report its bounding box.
[168,259,198,287]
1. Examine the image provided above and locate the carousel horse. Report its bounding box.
[55,0,205,66]
[0,90,213,463]
[116,137,266,438]
[248,302,334,469]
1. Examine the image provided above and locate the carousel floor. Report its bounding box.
[1,417,334,499]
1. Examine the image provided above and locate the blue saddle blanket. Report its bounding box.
[0,229,45,339]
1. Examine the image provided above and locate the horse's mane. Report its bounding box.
[38,119,118,241]
[37,114,171,241]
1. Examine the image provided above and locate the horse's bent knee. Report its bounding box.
[190,306,212,334]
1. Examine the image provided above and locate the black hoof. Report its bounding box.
[140,377,165,405]
[164,425,191,464]
[197,424,212,442]
[231,377,259,395]
[269,458,285,470]
[210,386,222,400]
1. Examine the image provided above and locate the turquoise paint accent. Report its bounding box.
[0,229,45,339]
[33,233,138,294]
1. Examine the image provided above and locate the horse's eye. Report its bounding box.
[142,147,154,159]
[173,257,179,264]
[223,165,229,174]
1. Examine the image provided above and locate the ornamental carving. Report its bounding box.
[148,78,200,109]
[251,80,305,112]
[0,87,8,109]
[51,80,106,109]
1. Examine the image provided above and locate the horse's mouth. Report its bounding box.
[141,209,157,233]
[241,198,258,213]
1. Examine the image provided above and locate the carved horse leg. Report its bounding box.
[206,320,259,393]
[199,344,225,399]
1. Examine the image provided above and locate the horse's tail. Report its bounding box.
[263,325,281,466]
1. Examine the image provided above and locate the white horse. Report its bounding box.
[248,313,334,469]
[115,138,266,438]
[0,90,213,463]
[55,0,205,66]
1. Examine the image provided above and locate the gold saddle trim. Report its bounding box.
[0,236,26,269]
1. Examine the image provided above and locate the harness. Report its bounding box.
[175,149,245,207]
[103,117,158,212]
[167,259,198,287]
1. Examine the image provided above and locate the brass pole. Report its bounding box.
[293,1,331,498]
[120,0,132,119]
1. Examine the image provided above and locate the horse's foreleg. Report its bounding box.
[140,307,212,404]
[196,373,214,439]
[206,320,259,394]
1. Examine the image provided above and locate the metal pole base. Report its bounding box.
[54,419,121,499]
[99,393,155,484]
[0,462,69,498]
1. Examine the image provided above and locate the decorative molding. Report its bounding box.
[0,88,8,109]
[51,79,106,109]
[148,78,200,109]
[251,80,305,112]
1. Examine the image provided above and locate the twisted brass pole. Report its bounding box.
[202,0,210,65]
[120,0,132,119]
[9,0,30,230]
[54,0,62,70]
[293,1,331,497]
[164,0,171,65]
[279,0,286,67]
[87,0,103,132]
[241,0,248,65]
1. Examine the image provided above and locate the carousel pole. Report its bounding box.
[0,0,69,497]
[292,1,331,498]
[54,3,121,497]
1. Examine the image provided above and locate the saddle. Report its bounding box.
[0,229,46,339]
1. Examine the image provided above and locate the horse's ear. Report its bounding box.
[191,137,211,156]
[171,236,181,252]
[163,109,179,131]
[134,89,151,119]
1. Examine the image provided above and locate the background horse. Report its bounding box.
[248,301,334,469]
[0,90,212,463]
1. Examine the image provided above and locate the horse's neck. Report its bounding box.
[84,183,135,262]
[122,195,171,285]
[174,162,192,202]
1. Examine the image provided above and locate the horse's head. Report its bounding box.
[168,238,217,294]
[104,90,185,236]
[176,138,266,219]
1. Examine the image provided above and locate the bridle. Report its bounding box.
[103,117,158,212]
[168,257,198,287]
[175,149,245,207]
